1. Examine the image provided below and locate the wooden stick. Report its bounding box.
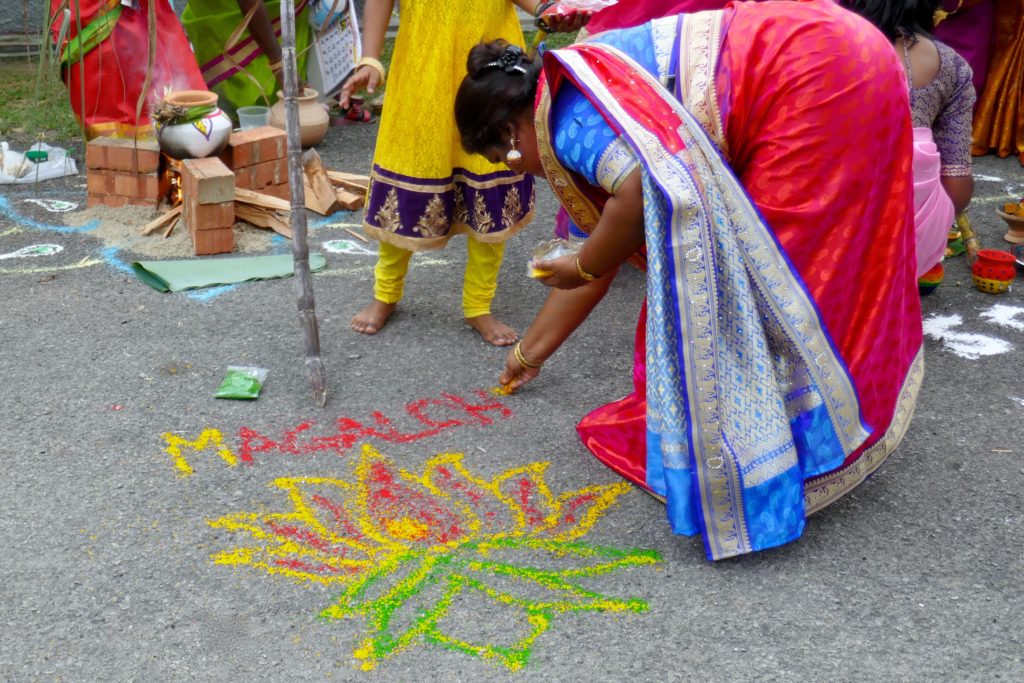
[235,203,292,238]
[343,227,368,243]
[303,149,340,215]
[139,204,182,236]
[235,187,291,212]
[335,188,364,211]
[281,0,327,407]
[325,169,370,192]
[162,214,179,239]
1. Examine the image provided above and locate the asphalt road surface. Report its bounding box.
[1,120,1022,681]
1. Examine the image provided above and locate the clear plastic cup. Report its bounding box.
[237,106,271,130]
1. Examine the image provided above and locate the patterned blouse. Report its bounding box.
[910,40,975,177]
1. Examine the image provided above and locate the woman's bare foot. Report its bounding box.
[466,313,518,346]
[351,300,397,335]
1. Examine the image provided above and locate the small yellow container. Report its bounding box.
[972,274,1012,294]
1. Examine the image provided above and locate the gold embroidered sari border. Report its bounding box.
[554,47,752,560]
[804,349,923,515]
[535,83,603,233]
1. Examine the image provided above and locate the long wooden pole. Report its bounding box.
[280,0,328,407]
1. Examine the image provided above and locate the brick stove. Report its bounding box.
[85,137,167,209]
[85,126,291,256]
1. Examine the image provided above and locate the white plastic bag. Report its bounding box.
[0,141,79,184]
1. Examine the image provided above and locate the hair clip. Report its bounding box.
[485,45,528,74]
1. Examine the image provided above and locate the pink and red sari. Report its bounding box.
[536,0,922,560]
[51,0,206,139]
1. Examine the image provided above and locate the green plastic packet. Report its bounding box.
[215,366,268,400]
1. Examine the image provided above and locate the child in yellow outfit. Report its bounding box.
[340,0,585,345]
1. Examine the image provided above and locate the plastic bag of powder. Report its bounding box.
[215,366,269,400]
[527,238,582,279]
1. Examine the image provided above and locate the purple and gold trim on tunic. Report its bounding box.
[363,165,535,252]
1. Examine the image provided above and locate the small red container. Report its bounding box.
[972,249,1016,294]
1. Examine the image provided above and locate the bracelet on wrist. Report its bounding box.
[534,0,557,17]
[356,56,387,85]
[268,59,284,72]
[575,254,599,282]
[514,341,544,369]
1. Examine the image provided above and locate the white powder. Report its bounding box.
[979,304,1024,333]
[922,313,1014,360]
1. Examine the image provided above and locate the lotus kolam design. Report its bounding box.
[208,445,661,671]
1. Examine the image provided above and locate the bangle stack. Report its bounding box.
[534,0,557,17]
[356,56,387,85]
[514,342,544,369]
[575,254,599,282]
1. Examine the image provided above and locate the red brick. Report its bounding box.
[220,126,286,169]
[87,193,158,209]
[181,157,235,205]
[113,171,161,199]
[232,164,253,190]
[85,137,160,173]
[259,129,288,164]
[262,183,292,201]
[253,157,289,189]
[86,193,123,208]
[184,199,234,235]
[126,196,161,209]
[86,169,112,195]
[192,226,235,256]
[88,167,165,201]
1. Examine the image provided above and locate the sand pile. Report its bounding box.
[64,204,277,259]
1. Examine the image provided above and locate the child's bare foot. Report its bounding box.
[466,314,518,346]
[351,300,397,335]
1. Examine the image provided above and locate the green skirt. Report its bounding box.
[181,0,311,119]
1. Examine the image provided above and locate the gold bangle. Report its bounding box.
[534,0,557,17]
[268,59,284,72]
[575,254,598,282]
[356,56,387,85]
[514,342,544,369]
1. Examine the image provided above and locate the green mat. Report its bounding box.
[132,253,327,292]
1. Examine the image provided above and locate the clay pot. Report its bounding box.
[269,88,330,147]
[996,207,1024,245]
[155,90,232,160]
[971,248,1016,294]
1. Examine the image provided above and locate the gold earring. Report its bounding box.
[506,136,522,165]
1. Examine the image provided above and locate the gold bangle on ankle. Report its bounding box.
[514,342,544,369]
[575,255,599,282]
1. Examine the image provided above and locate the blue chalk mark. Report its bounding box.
[0,196,100,234]
[188,284,238,302]
[311,210,358,229]
[100,246,134,275]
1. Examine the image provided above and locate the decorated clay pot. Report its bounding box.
[269,88,330,147]
[971,248,1016,294]
[155,90,232,160]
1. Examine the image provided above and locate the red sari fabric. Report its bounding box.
[52,0,206,139]
[577,1,922,507]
